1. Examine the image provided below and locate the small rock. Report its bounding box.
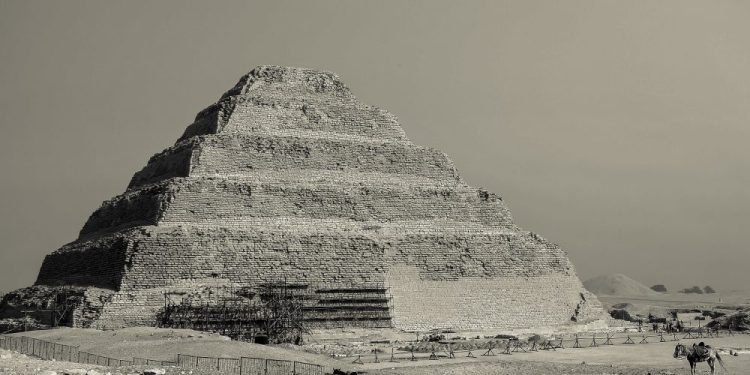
[142,369,166,375]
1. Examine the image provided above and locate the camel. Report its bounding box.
[673,342,726,375]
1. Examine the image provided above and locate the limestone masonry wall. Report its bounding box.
[128,139,194,189]
[19,66,606,332]
[387,266,601,331]
[41,223,602,331]
[36,236,129,289]
[82,176,515,236]
[96,227,576,290]
[180,66,406,143]
[128,133,460,189]
[190,134,458,181]
[80,183,170,236]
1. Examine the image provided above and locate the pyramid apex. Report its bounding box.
[221,65,352,99]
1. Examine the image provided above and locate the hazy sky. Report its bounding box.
[1,1,748,293]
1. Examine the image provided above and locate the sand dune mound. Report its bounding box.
[583,274,659,297]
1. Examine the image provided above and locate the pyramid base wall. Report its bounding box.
[67,276,604,334]
[30,226,606,332]
[387,265,603,332]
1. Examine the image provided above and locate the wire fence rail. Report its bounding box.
[1,328,740,372]
[342,327,740,364]
[0,335,326,375]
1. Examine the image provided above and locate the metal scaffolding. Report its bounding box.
[158,282,393,342]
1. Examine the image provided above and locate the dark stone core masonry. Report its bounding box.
[3,66,605,332]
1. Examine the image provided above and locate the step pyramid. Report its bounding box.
[15,66,604,331]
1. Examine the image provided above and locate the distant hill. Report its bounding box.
[583,274,659,297]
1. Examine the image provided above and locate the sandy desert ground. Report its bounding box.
[2,328,750,375]
[2,285,750,375]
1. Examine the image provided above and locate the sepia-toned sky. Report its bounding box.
[0,1,748,294]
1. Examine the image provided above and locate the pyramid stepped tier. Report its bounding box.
[178,66,408,142]
[41,225,572,290]
[82,175,514,237]
[128,133,460,189]
[36,224,598,330]
[8,66,605,333]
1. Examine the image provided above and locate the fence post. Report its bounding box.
[264,358,269,375]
